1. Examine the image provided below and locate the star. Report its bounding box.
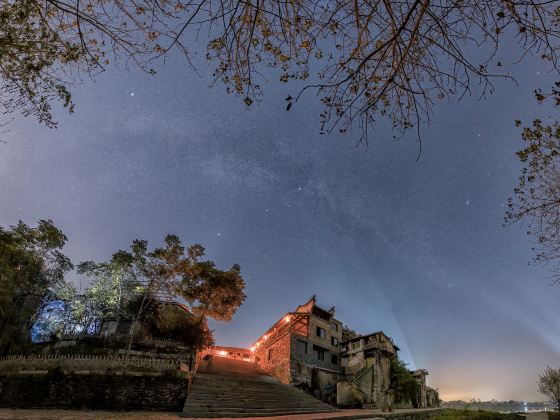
[130,92,135,97]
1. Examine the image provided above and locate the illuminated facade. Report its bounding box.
[250,296,439,409]
[209,345,253,361]
[252,296,343,388]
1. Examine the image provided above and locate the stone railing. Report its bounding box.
[0,355,189,375]
[58,333,188,347]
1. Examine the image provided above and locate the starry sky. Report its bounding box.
[2,39,560,402]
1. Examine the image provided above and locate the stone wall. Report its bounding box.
[426,387,439,407]
[0,371,187,411]
[0,355,189,411]
[291,332,341,373]
[290,359,343,389]
[254,333,292,384]
[35,336,192,359]
[0,355,189,373]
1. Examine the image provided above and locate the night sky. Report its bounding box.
[2,40,560,402]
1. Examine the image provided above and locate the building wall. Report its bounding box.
[254,333,292,384]
[302,315,342,372]
[426,387,439,407]
[341,338,366,374]
[210,346,253,362]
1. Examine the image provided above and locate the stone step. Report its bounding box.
[188,390,311,398]
[185,402,331,409]
[188,389,309,397]
[192,380,284,387]
[181,409,336,418]
[191,382,286,389]
[185,406,335,413]
[186,396,327,402]
[184,358,338,418]
[186,400,331,408]
[186,397,327,403]
[189,387,302,391]
[186,401,330,408]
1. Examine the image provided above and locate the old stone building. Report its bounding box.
[412,369,429,408]
[338,331,399,408]
[209,345,253,361]
[252,296,343,393]
[252,296,439,409]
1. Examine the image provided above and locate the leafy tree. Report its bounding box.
[80,234,245,346]
[537,366,560,410]
[32,300,67,342]
[341,324,360,342]
[31,282,77,342]
[179,260,246,323]
[3,0,560,143]
[389,357,419,405]
[506,85,560,283]
[73,259,144,332]
[0,220,73,354]
[144,303,213,349]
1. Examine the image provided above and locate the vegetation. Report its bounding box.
[537,366,560,411]
[433,409,524,420]
[144,303,213,349]
[2,0,560,143]
[0,220,245,353]
[505,84,560,283]
[0,220,73,355]
[341,325,359,342]
[389,357,418,405]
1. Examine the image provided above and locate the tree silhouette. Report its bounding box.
[3,0,560,143]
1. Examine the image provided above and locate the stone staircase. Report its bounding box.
[182,356,339,418]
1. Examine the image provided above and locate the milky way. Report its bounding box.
[1,43,560,401]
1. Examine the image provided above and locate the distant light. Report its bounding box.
[250,347,255,352]
[130,92,135,97]
[263,335,268,340]
[285,315,291,323]
[219,350,227,356]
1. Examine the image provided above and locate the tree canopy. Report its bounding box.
[390,357,419,405]
[506,85,560,283]
[0,220,73,354]
[3,0,560,142]
[537,366,560,410]
[75,234,246,342]
[1,221,245,351]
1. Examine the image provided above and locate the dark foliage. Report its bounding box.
[389,357,419,405]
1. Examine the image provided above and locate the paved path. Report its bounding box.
[0,410,178,420]
[0,407,441,420]
[522,413,549,420]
